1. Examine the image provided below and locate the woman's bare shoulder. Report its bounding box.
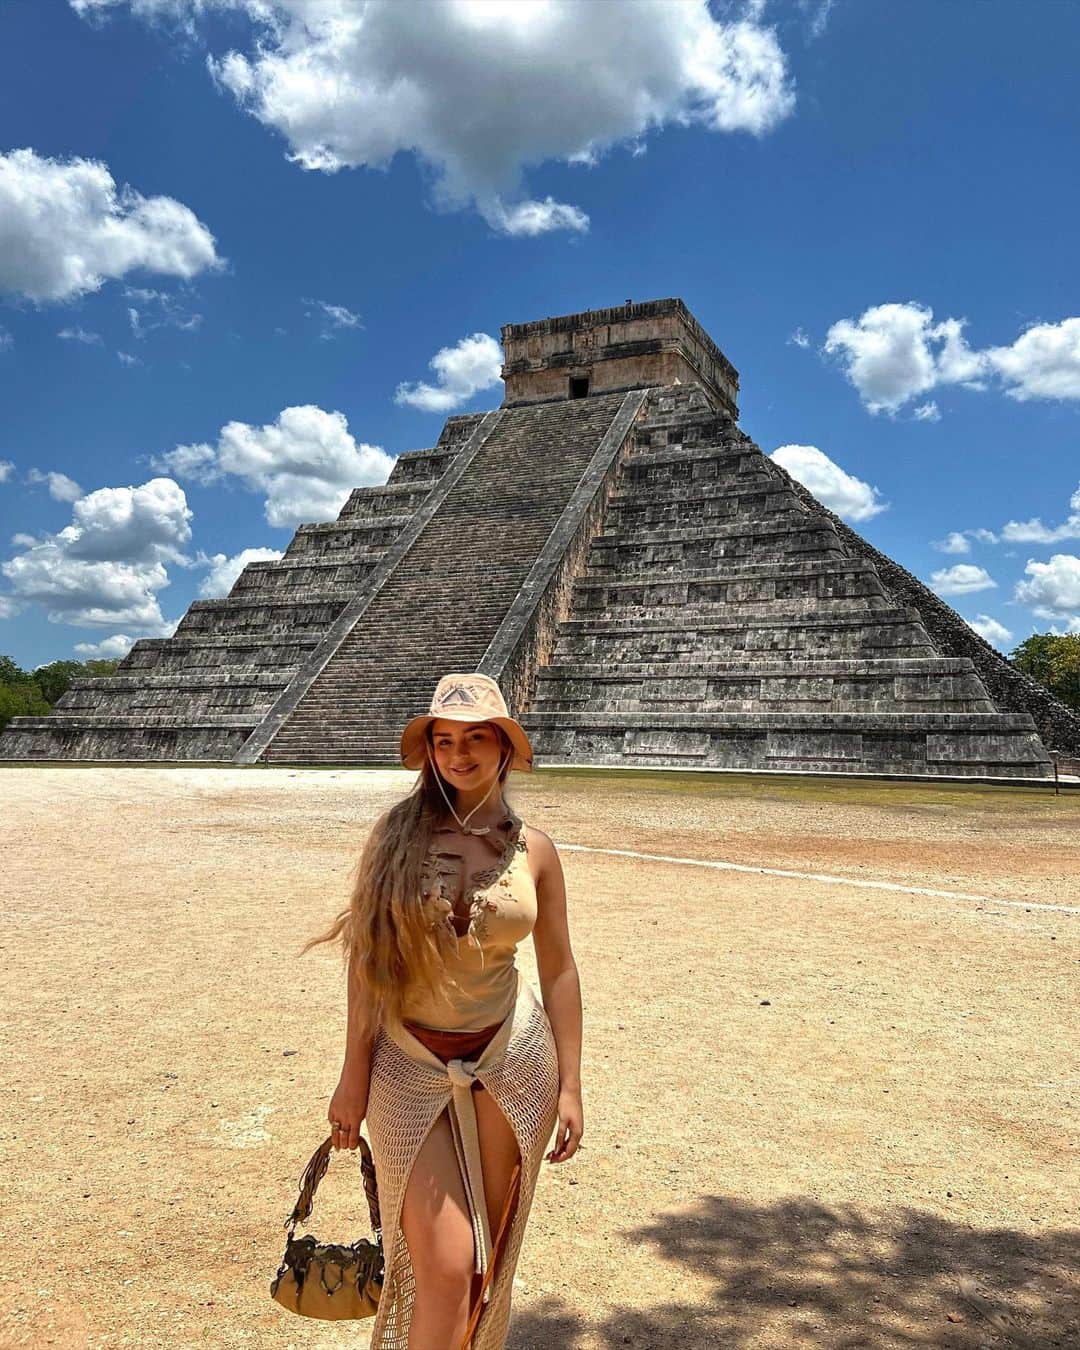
[523,823,562,868]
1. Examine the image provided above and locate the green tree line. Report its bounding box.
[1010,634,1080,712]
[0,654,121,733]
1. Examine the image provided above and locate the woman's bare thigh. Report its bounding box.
[473,1085,522,1239]
[399,1088,522,1281]
[399,1106,474,1286]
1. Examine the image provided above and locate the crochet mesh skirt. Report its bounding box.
[365,974,560,1349]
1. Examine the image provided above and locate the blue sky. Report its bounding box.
[1,0,1078,668]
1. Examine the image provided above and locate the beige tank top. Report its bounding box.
[399,810,537,1032]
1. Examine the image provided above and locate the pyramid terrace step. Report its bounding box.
[230,557,380,593]
[609,475,809,509]
[584,555,879,583]
[286,517,412,551]
[336,481,435,519]
[386,447,458,484]
[573,565,888,609]
[538,656,978,678]
[524,709,1040,732]
[524,713,1051,777]
[533,661,995,714]
[594,517,842,562]
[554,610,937,662]
[175,593,350,636]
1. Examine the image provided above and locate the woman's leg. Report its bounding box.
[399,1106,474,1350]
[473,1084,522,1249]
[399,1088,523,1350]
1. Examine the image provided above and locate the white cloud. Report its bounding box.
[824,301,1080,415]
[1014,553,1080,621]
[117,351,143,366]
[798,0,835,40]
[788,326,810,349]
[932,527,1000,553]
[0,460,14,483]
[60,477,192,564]
[934,531,971,555]
[78,0,793,232]
[769,444,887,522]
[198,546,284,597]
[154,404,394,528]
[929,563,997,597]
[0,148,222,303]
[58,326,103,345]
[985,318,1080,401]
[74,633,136,659]
[395,332,503,413]
[1000,483,1080,545]
[482,196,589,237]
[303,298,363,335]
[823,303,986,415]
[0,594,22,619]
[27,469,84,502]
[967,615,1012,648]
[1,477,190,631]
[125,286,203,339]
[0,327,12,351]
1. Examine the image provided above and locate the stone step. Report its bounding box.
[554,609,937,661]
[572,565,889,609]
[175,593,350,636]
[524,711,1051,777]
[0,718,252,761]
[532,662,995,714]
[284,518,412,558]
[121,633,316,676]
[230,557,379,594]
[385,446,458,485]
[336,481,435,520]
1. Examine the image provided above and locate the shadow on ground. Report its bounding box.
[511,1195,1079,1349]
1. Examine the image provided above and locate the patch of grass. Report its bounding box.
[528,765,1077,817]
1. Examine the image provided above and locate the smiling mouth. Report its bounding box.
[451,765,477,775]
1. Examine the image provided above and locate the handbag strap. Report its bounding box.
[285,1133,382,1241]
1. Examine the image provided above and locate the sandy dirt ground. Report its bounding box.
[1,766,1077,1350]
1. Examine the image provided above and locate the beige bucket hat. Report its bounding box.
[400,673,534,772]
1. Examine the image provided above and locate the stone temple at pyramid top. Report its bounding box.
[500,297,740,417]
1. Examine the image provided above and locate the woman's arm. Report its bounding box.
[329,955,376,1150]
[342,952,377,1084]
[529,828,584,1162]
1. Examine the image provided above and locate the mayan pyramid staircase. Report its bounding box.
[249,389,643,763]
[522,384,1053,777]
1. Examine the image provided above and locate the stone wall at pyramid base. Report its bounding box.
[525,712,1051,777]
[0,715,250,762]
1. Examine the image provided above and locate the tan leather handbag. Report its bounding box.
[270,1133,384,1320]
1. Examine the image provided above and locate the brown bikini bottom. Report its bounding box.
[399,1017,522,1348]
[400,1018,505,1065]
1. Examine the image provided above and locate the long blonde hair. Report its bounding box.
[300,724,514,1035]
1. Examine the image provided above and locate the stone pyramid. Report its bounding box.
[3,298,1075,777]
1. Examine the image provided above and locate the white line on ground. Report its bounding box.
[555,843,1080,916]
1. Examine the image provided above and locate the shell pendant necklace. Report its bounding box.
[428,744,512,835]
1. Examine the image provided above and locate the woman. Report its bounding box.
[305,672,584,1350]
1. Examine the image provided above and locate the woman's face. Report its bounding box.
[429,719,506,794]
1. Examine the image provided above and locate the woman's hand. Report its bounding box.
[546,1085,583,1164]
[328,1071,368,1151]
